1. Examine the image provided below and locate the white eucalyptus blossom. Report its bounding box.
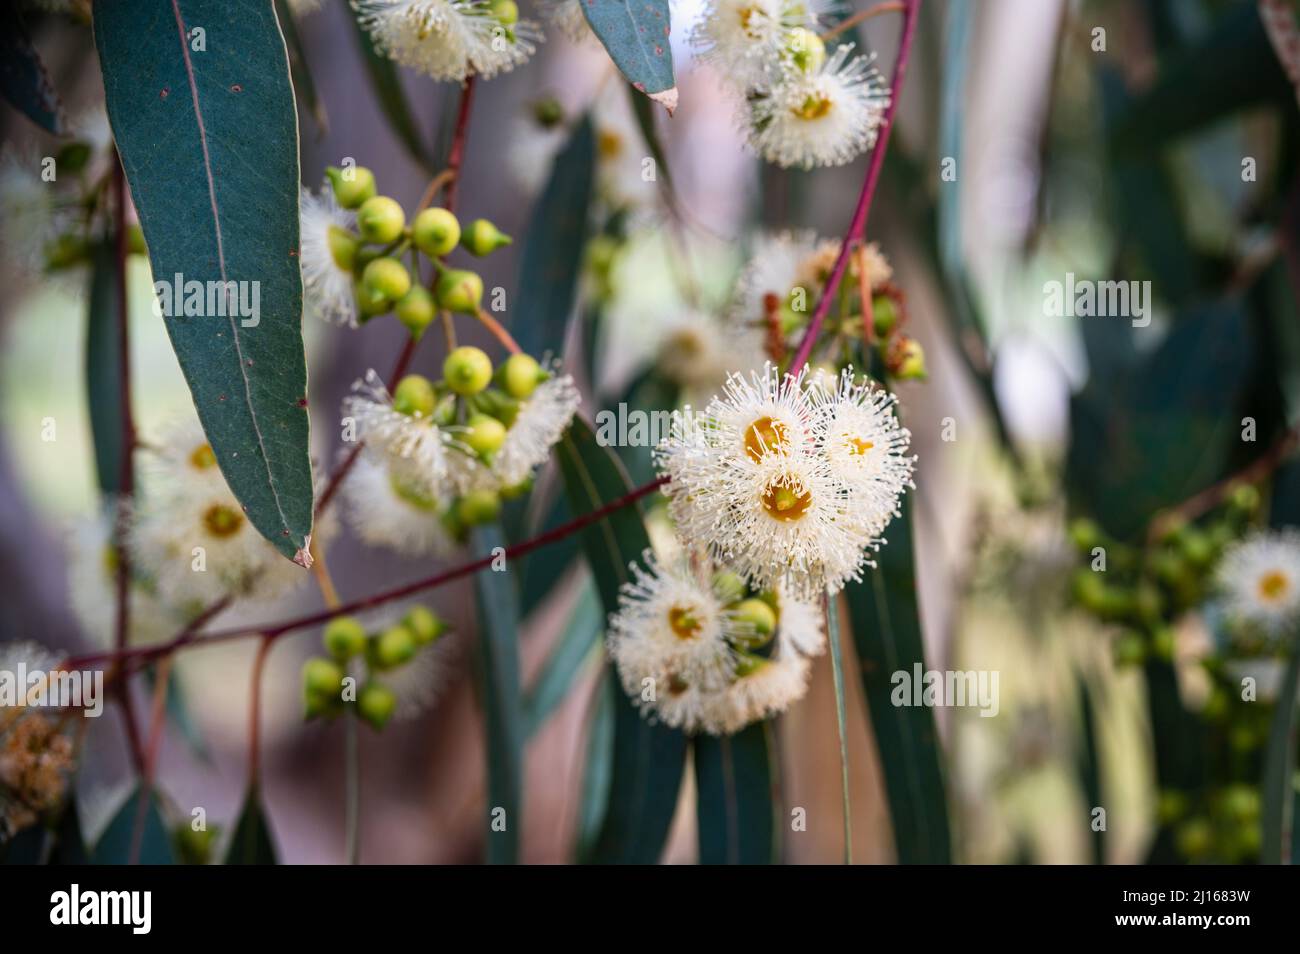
[342,452,461,557]
[343,370,465,494]
[703,636,812,733]
[540,0,591,42]
[811,368,914,509]
[692,0,826,90]
[490,371,581,487]
[299,185,359,327]
[1216,529,1300,637]
[749,45,889,169]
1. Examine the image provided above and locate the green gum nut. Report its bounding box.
[890,337,927,380]
[462,218,513,257]
[786,28,826,73]
[456,488,502,526]
[443,345,493,396]
[326,165,377,209]
[392,374,437,418]
[532,96,565,128]
[871,295,898,336]
[362,256,412,302]
[357,683,397,730]
[1067,517,1101,553]
[497,353,543,399]
[733,651,768,678]
[412,207,461,258]
[373,625,418,670]
[404,606,447,646]
[712,570,747,605]
[356,195,405,244]
[435,268,484,315]
[1175,818,1213,859]
[327,226,358,271]
[732,597,777,639]
[465,412,508,460]
[323,616,368,661]
[1228,483,1260,516]
[490,0,518,25]
[303,657,344,697]
[356,282,390,322]
[396,286,436,337]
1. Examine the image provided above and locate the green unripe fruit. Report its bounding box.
[1156,790,1188,825]
[532,96,565,129]
[327,226,358,271]
[733,652,767,678]
[1175,818,1213,859]
[785,27,826,73]
[356,282,391,321]
[712,570,747,605]
[1112,631,1146,667]
[444,346,493,395]
[395,286,436,337]
[323,616,368,661]
[870,294,898,336]
[1229,723,1258,753]
[412,207,461,257]
[456,488,502,526]
[1219,784,1260,823]
[490,0,518,25]
[500,476,533,500]
[1068,518,1102,554]
[435,268,484,315]
[1135,581,1164,625]
[1179,530,1214,569]
[357,195,405,244]
[733,598,778,637]
[465,413,508,460]
[887,336,927,381]
[374,625,418,670]
[326,165,377,209]
[1150,625,1176,661]
[462,218,513,257]
[392,374,436,418]
[303,657,345,698]
[357,683,397,730]
[498,353,543,399]
[1228,483,1260,516]
[404,606,447,646]
[757,590,780,611]
[1071,569,1107,610]
[362,256,412,302]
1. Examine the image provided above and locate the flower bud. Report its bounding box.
[392,374,436,418]
[733,652,768,678]
[490,0,518,25]
[712,570,747,605]
[373,625,418,670]
[327,225,358,271]
[886,335,927,380]
[395,286,436,337]
[323,615,368,661]
[456,488,502,526]
[412,207,461,257]
[532,96,565,129]
[462,218,513,257]
[1112,631,1146,667]
[326,165,377,209]
[356,281,390,321]
[357,683,397,730]
[497,353,543,399]
[403,606,447,646]
[303,657,344,697]
[356,195,405,244]
[1175,818,1213,859]
[870,294,898,336]
[443,346,493,396]
[362,256,412,302]
[785,28,826,73]
[1228,483,1260,516]
[1067,517,1102,553]
[500,475,534,500]
[465,412,508,460]
[732,597,777,637]
[435,268,484,315]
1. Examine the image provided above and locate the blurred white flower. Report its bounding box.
[1216,529,1300,637]
[540,0,591,42]
[692,0,826,90]
[811,368,914,511]
[342,452,460,556]
[342,370,466,495]
[703,634,811,733]
[299,186,359,327]
[489,371,580,488]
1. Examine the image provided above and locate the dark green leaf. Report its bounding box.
[348,5,437,172]
[523,579,602,737]
[511,117,595,359]
[581,0,677,106]
[84,242,126,496]
[1260,639,1300,864]
[556,417,687,863]
[91,786,176,864]
[472,524,524,864]
[574,670,617,860]
[1077,676,1105,865]
[48,797,89,865]
[694,722,778,864]
[223,785,278,865]
[843,496,953,864]
[95,0,315,561]
[827,587,852,863]
[0,7,65,134]
[274,0,328,135]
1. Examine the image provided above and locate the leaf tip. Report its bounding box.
[293,538,314,569]
[648,87,678,116]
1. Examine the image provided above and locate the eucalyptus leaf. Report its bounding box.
[224,785,278,865]
[0,7,65,134]
[581,0,677,110]
[694,722,778,864]
[91,786,176,865]
[84,242,126,497]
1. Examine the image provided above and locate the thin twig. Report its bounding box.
[476,308,523,354]
[820,0,906,43]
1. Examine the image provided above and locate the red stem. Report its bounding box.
[443,76,475,211]
[787,0,921,376]
[248,636,274,788]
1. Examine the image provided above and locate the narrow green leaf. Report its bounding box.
[827,589,852,864]
[348,4,437,172]
[843,496,953,864]
[574,670,617,860]
[274,0,328,134]
[694,722,778,864]
[95,0,315,562]
[472,524,524,864]
[523,579,602,738]
[84,242,126,496]
[0,7,65,134]
[511,117,595,359]
[556,418,687,863]
[91,786,176,864]
[1261,637,1300,864]
[1077,676,1105,865]
[581,0,677,108]
[224,785,278,865]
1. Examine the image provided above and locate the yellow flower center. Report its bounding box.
[761,478,813,521]
[1258,570,1290,603]
[846,436,874,456]
[189,443,217,470]
[738,6,761,38]
[202,503,244,538]
[744,416,789,462]
[668,605,702,640]
[793,94,832,121]
[597,130,624,159]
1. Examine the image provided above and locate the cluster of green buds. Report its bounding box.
[323,165,511,336]
[301,606,448,730]
[387,346,548,537]
[712,570,789,678]
[1160,782,1262,863]
[1067,484,1261,667]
